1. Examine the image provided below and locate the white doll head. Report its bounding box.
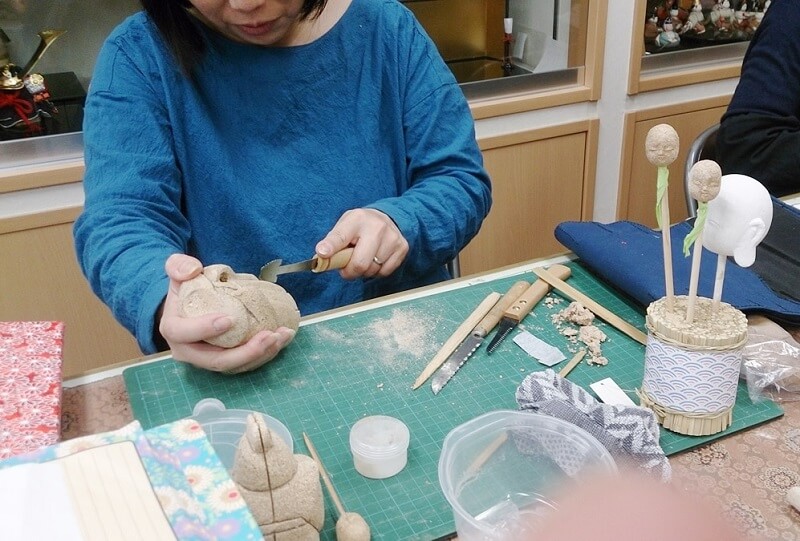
[703,174,773,267]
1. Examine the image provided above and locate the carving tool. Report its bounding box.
[486,264,572,354]
[303,432,371,540]
[431,280,531,395]
[531,266,648,345]
[259,247,354,283]
[412,292,502,390]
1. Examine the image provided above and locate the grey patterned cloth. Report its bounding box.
[516,369,671,481]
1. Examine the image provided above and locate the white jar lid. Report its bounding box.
[350,415,410,458]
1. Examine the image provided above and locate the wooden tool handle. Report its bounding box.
[312,247,354,273]
[504,264,572,323]
[473,280,530,336]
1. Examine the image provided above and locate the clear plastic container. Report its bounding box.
[349,415,410,479]
[438,410,617,541]
[190,398,293,471]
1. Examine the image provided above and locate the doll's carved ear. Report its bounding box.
[732,218,766,267]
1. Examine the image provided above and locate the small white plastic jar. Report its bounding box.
[349,415,410,479]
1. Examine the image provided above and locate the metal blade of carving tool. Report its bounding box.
[430,280,530,394]
[486,264,573,354]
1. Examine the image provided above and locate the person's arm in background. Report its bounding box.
[717,0,800,197]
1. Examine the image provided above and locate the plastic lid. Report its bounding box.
[349,415,410,458]
[190,398,293,470]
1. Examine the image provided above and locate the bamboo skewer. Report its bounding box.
[303,432,371,540]
[646,124,680,312]
[531,267,648,346]
[684,160,722,323]
[303,432,346,517]
[412,291,501,389]
[685,232,704,322]
[660,193,675,311]
[558,348,587,378]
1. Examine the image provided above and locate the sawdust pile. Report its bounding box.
[552,301,608,366]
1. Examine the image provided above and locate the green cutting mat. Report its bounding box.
[123,261,783,541]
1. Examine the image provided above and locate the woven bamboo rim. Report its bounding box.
[637,388,733,436]
[646,322,748,352]
[646,296,747,350]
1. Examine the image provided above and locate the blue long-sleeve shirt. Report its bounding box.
[74,0,492,354]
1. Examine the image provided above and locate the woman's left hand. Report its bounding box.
[315,208,409,279]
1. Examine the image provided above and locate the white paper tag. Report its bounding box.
[590,378,636,407]
[513,331,566,367]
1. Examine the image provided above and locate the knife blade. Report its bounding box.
[485,264,572,354]
[259,247,354,282]
[431,280,530,394]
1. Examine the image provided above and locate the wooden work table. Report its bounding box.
[61,255,800,540]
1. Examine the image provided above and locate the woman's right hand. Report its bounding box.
[158,254,296,373]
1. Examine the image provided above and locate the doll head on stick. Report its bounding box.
[704,174,773,267]
[645,124,680,167]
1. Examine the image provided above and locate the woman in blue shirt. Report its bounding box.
[74,0,491,372]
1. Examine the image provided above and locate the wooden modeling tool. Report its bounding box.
[531,267,648,346]
[303,433,371,541]
[558,348,587,378]
[412,291,502,389]
[684,160,721,323]
[645,124,680,312]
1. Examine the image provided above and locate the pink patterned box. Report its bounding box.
[0,321,64,460]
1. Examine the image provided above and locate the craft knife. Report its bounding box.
[430,280,530,394]
[259,247,354,283]
[486,264,572,354]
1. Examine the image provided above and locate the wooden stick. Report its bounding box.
[303,432,346,518]
[465,431,508,477]
[412,291,501,389]
[712,253,727,312]
[685,231,704,323]
[531,267,648,346]
[661,194,675,312]
[558,348,587,378]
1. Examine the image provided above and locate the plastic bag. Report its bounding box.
[741,315,800,403]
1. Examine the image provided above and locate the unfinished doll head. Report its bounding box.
[645,124,680,167]
[178,264,300,350]
[703,174,773,267]
[688,160,722,203]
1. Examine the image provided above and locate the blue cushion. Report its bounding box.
[554,198,800,325]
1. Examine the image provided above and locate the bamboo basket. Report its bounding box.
[638,295,748,436]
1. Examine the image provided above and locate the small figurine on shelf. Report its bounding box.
[669,7,684,32]
[645,10,661,44]
[682,0,707,34]
[655,19,681,49]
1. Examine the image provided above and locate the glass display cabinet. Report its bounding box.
[1,0,140,167]
[630,0,755,93]
[402,0,604,118]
